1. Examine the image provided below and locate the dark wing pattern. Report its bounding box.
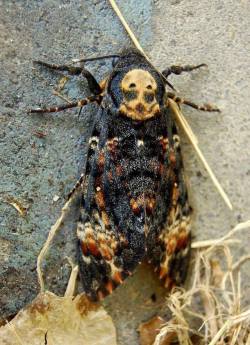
[145,107,191,289]
[77,48,192,300]
[77,106,146,300]
[77,102,191,300]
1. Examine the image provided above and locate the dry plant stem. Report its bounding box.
[200,290,218,340]
[33,66,71,104]
[169,99,232,210]
[153,220,250,345]
[52,90,71,103]
[108,0,146,56]
[237,272,241,312]
[167,294,192,345]
[208,319,231,345]
[191,239,241,249]
[208,310,250,345]
[204,220,250,255]
[197,286,222,342]
[231,323,242,345]
[109,0,173,91]
[233,255,250,274]
[176,109,199,145]
[37,197,75,292]
[64,262,79,297]
[108,0,232,210]
[197,222,250,344]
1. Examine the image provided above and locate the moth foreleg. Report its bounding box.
[34,60,83,75]
[27,94,102,114]
[166,92,220,112]
[34,60,102,95]
[162,63,207,78]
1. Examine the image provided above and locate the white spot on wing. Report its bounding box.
[89,136,99,149]
[137,139,144,147]
[82,255,91,264]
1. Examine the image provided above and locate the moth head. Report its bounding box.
[119,69,160,120]
[108,48,166,120]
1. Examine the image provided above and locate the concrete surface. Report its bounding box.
[0,0,249,344]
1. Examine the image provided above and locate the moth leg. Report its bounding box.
[66,174,85,200]
[34,60,102,95]
[27,94,102,114]
[166,91,220,112]
[162,63,207,78]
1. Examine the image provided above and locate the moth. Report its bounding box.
[29,48,219,301]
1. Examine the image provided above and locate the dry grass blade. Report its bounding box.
[108,0,232,211]
[108,0,146,57]
[64,263,79,297]
[232,255,250,273]
[52,90,71,103]
[208,310,250,345]
[148,220,250,345]
[3,196,28,217]
[37,196,76,291]
[192,239,241,249]
[192,219,250,251]
[169,99,232,210]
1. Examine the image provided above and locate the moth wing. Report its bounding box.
[77,108,145,300]
[146,107,192,289]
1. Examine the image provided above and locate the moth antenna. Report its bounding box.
[72,54,120,64]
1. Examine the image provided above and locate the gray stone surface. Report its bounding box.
[152,0,250,303]
[0,0,249,344]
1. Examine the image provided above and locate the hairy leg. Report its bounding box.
[162,63,207,78]
[166,92,220,112]
[27,94,102,114]
[34,60,102,95]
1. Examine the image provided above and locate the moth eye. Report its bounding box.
[129,83,136,88]
[146,84,152,90]
[144,92,155,103]
[123,90,137,101]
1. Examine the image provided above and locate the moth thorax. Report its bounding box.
[119,69,160,121]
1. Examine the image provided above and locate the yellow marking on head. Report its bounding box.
[119,69,160,120]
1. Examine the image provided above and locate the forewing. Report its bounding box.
[77,107,145,301]
[146,107,192,289]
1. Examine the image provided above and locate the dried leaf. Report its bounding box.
[139,316,166,345]
[57,75,69,91]
[0,292,117,345]
[4,196,28,217]
[210,259,224,288]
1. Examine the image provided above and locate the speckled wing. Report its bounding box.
[146,107,192,290]
[77,107,146,301]
[77,103,191,300]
